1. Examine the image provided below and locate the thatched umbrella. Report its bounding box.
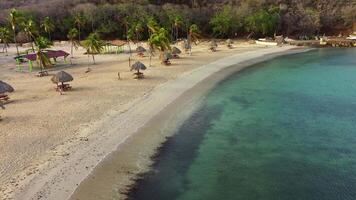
[209,40,218,51]
[131,61,146,79]
[136,46,146,57]
[171,47,182,58]
[226,39,233,48]
[136,46,146,53]
[0,81,14,94]
[161,52,172,61]
[51,71,73,86]
[172,47,182,55]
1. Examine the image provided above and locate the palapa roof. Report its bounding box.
[210,40,218,47]
[136,46,147,53]
[172,47,182,54]
[131,61,147,71]
[0,81,14,94]
[161,52,173,61]
[182,40,191,50]
[51,71,73,84]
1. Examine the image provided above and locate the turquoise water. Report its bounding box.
[128,48,356,200]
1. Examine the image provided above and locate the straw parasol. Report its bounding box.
[131,61,146,79]
[210,40,218,47]
[136,46,147,53]
[0,81,14,94]
[161,52,173,61]
[183,40,191,50]
[51,71,73,86]
[131,61,147,71]
[172,47,182,55]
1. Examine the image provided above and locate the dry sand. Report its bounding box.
[0,41,305,200]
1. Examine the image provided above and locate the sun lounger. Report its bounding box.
[133,72,144,79]
[37,71,49,77]
[162,60,171,66]
[56,84,72,92]
[0,94,9,102]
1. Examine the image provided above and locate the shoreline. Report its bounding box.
[6,46,308,200]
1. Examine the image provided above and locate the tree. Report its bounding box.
[148,28,171,64]
[147,17,159,36]
[0,27,11,54]
[82,32,104,64]
[187,24,200,55]
[9,9,24,56]
[210,6,235,38]
[34,36,52,72]
[41,17,55,40]
[74,13,86,41]
[21,19,38,52]
[67,28,79,58]
[245,8,280,37]
[173,15,183,41]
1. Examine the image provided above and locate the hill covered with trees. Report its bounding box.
[0,0,355,40]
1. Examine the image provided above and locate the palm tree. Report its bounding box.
[147,17,159,36]
[9,9,23,56]
[82,32,104,64]
[187,24,200,55]
[34,36,52,72]
[0,27,11,54]
[67,28,79,58]
[173,16,183,41]
[21,19,38,52]
[134,22,144,42]
[41,17,55,40]
[74,13,86,41]
[148,28,171,65]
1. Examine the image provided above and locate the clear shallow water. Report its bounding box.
[128,48,356,200]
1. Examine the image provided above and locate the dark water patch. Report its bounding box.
[126,104,224,200]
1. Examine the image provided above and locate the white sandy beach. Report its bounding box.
[0,41,304,200]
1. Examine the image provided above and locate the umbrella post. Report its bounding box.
[16,58,22,72]
[29,60,33,72]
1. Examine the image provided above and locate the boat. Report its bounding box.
[255,39,278,46]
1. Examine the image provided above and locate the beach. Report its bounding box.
[0,42,304,200]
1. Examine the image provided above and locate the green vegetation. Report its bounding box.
[0,27,11,53]
[0,0,354,44]
[67,28,79,58]
[41,17,55,40]
[245,7,280,37]
[34,36,52,72]
[82,32,104,64]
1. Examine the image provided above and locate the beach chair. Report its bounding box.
[162,60,171,66]
[133,72,144,79]
[137,52,145,57]
[0,94,9,102]
[37,71,49,77]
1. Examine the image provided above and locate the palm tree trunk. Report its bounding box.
[92,54,95,64]
[78,25,81,41]
[13,33,19,56]
[149,54,152,67]
[71,42,74,58]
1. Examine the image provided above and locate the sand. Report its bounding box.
[0,41,305,200]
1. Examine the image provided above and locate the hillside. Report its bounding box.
[0,0,355,39]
